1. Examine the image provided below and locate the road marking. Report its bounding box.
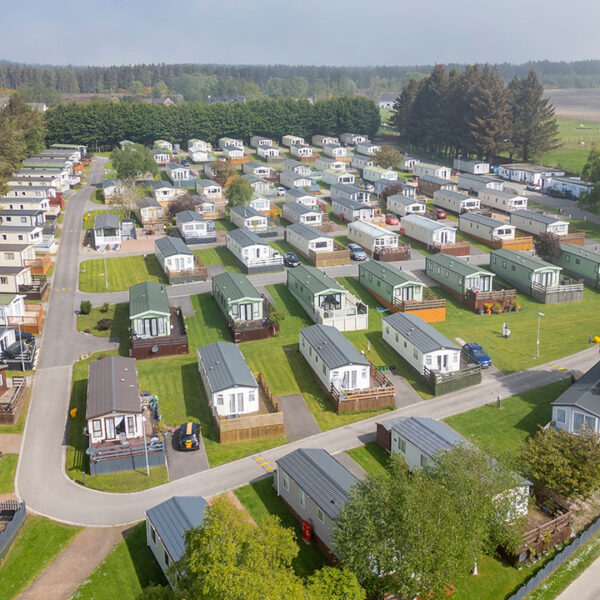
[264,465,275,472]
[258,460,269,467]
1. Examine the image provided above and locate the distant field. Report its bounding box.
[544,88,600,122]
[538,117,600,175]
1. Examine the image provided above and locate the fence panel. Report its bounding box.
[0,500,26,563]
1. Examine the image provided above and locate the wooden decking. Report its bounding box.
[7,304,44,334]
[130,307,188,359]
[329,364,395,413]
[308,242,351,267]
[373,245,411,262]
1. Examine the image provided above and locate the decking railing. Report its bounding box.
[329,364,395,412]
[531,282,584,305]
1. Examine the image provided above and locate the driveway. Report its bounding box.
[164,428,209,480]
[277,394,321,442]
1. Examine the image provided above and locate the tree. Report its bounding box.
[508,70,560,161]
[305,567,365,600]
[210,160,236,186]
[534,232,561,262]
[110,144,157,181]
[523,426,600,499]
[151,81,168,98]
[580,148,600,212]
[373,146,404,170]
[177,498,305,600]
[226,176,253,207]
[381,181,412,200]
[128,80,145,97]
[166,195,197,218]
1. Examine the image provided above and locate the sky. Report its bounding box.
[2,0,600,67]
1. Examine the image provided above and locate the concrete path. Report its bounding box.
[556,555,600,600]
[165,430,209,481]
[16,526,126,600]
[0,434,22,454]
[334,452,368,481]
[277,394,321,442]
[386,370,423,408]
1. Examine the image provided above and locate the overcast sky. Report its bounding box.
[3,0,599,67]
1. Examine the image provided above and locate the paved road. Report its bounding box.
[556,554,600,600]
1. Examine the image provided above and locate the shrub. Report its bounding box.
[511,298,521,312]
[492,302,503,314]
[100,302,109,313]
[96,318,113,331]
[80,300,92,315]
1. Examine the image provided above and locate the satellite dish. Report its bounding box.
[151,345,159,353]
[85,447,93,455]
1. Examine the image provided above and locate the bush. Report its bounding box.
[96,318,113,331]
[80,300,92,315]
[100,302,109,313]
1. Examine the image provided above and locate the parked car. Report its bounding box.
[434,208,447,219]
[283,251,301,267]
[385,213,399,226]
[181,158,190,166]
[277,186,286,196]
[526,183,541,192]
[177,422,201,451]
[365,184,375,192]
[347,243,368,261]
[462,342,492,368]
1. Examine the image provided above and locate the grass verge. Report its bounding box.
[0,453,18,493]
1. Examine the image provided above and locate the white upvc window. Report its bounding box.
[283,474,289,491]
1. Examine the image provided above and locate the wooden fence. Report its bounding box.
[24,252,52,275]
[7,304,45,334]
[0,377,27,425]
[558,231,585,246]
[516,512,572,562]
[463,288,517,312]
[329,364,395,413]
[531,282,584,304]
[433,240,471,256]
[165,256,208,284]
[489,236,534,251]
[309,242,350,267]
[423,363,482,395]
[373,245,411,262]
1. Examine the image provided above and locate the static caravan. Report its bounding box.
[218,137,244,151]
[356,141,381,156]
[554,243,600,287]
[363,165,398,183]
[543,176,593,200]
[458,173,504,194]
[154,236,196,277]
[459,212,516,243]
[322,170,355,186]
[453,158,489,175]
[383,311,460,375]
[323,143,347,158]
[188,138,211,153]
[242,174,272,195]
[154,139,173,152]
[281,160,311,176]
[426,253,495,295]
[479,189,527,213]
[331,197,374,222]
[279,170,312,189]
[242,161,273,179]
[401,214,456,247]
[198,341,259,417]
[290,144,313,158]
[250,136,274,148]
[176,210,216,244]
[129,281,171,340]
[377,179,417,199]
[212,271,265,324]
[330,184,371,204]
[300,324,370,392]
[404,156,420,171]
[226,228,283,273]
[497,163,564,186]
[286,223,334,257]
[152,149,170,165]
[489,249,561,292]
[315,157,346,172]
[285,188,318,207]
[282,135,305,148]
[414,163,452,180]
[287,265,368,331]
[510,210,569,236]
[433,189,480,214]
[282,202,323,226]
[137,196,165,226]
[350,154,373,170]
[387,194,426,217]
[358,260,424,305]
[348,221,399,254]
[257,145,280,159]
[92,213,121,251]
[418,175,457,196]
[340,133,368,145]
[195,179,222,199]
[249,196,272,215]
[312,135,339,147]
[223,144,245,160]
[230,205,269,234]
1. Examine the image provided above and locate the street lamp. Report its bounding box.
[141,415,150,476]
[536,312,545,359]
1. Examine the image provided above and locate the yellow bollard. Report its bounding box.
[70,408,78,418]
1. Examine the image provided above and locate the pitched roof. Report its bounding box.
[332,196,371,211]
[176,210,204,223]
[349,220,398,239]
[102,178,122,189]
[129,281,170,317]
[560,243,600,263]
[552,361,600,417]
[419,174,453,186]
[86,357,140,420]
[227,227,267,248]
[388,194,423,206]
[379,93,397,102]
[230,205,264,220]
[301,324,369,370]
[283,202,318,215]
[491,248,558,271]
[155,236,192,258]
[512,210,566,225]
[384,312,459,353]
[196,179,220,188]
[360,260,422,288]
[331,183,369,196]
[136,196,161,209]
[146,496,208,563]
[427,253,494,278]
[276,448,357,520]
[286,189,313,200]
[434,190,474,202]
[150,180,174,190]
[197,341,257,393]
[391,417,466,458]
[460,212,508,228]
[402,214,455,232]
[286,223,329,241]
[289,265,345,295]
[212,271,261,301]
[93,213,121,230]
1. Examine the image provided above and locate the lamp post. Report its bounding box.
[457,154,461,173]
[141,416,150,476]
[536,312,545,359]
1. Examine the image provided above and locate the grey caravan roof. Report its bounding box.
[301,324,369,370]
[332,196,368,211]
[176,210,205,223]
[384,311,459,353]
[276,448,357,519]
[287,223,330,241]
[391,417,466,458]
[283,202,316,216]
[552,361,600,417]
[230,205,264,220]
[512,210,564,225]
[146,496,208,563]
[155,236,192,257]
[460,212,506,228]
[227,227,267,248]
[93,213,121,230]
[197,341,257,393]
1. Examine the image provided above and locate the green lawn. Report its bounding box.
[430,284,600,374]
[444,380,570,459]
[66,354,169,491]
[0,453,17,493]
[234,478,327,578]
[71,523,166,600]
[538,118,600,175]
[569,219,600,242]
[0,516,82,599]
[213,219,235,231]
[193,246,243,273]
[79,255,167,293]
[77,303,130,355]
[346,442,389,478]
[83,209,124,230]
[269,240,309,264]
[91,189,105,204]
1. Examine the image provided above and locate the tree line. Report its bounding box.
[44,96,381,148]
[392,65,559,162]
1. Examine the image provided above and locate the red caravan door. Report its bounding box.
[302,521,312,543]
